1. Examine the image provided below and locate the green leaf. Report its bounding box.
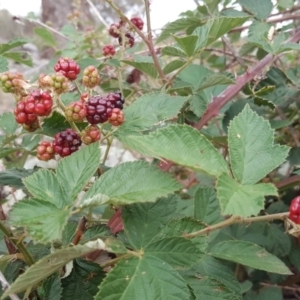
[39,276,62,300]
[1,240,105,299]
[228,105,289,185]
[238,0,273,20]
[173,35,198,57]
[80,161,181,207]
[34,27,57,47]
[105,238,127,253]
[0,112,18,134]
[146,237,203,267]
[9,199,71,243]
[57,143,101,203]
[61,259,105,300]
[122,196,178,248]
[24,169,66,208]
[82,224,111,243]
[121,61,158,78]
[0,56,8,72]
[0,168,36,188]
[95,256,191,300]
[3,51,33,67]
[197,73,235,91]
[194,187,222,224]
[119,125,229,177]
[37,112,71,136]
[193,16,249,49]
[216,173,277,217]
[163,60,185,75]
[116,93,187,134]
[161,46,186,58]
[0,38,28,55]
[210,240,292,275]
[244,287,282,300]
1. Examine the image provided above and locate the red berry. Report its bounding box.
[118,33,135,48]
[289,196,300,224]
[54,57,81,80]
[14,99,37,125]
[37,141,55,161]
[85,91,125,125]
[81,125,101,144]
[24,90,53,117]
[108,108,125,126]
[82,66,101,88]
[65,101,87,122]
[108,23,121,38]
[52,129,82,157]
[130,17,144,30]
[103,45,116,58]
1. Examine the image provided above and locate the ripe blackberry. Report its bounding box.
[85,91,124,125]
[37,141,55,161]
[53,129,82,157]
[81,125,101,144]
[54,57,81,80]
[118,33,135,48]
[65,101,87,122]
[108,108,125,126]
[14,99,37,125]
[130,17,144,30]
[0,72,27,95]
[82,66,101,88]
[23,90,53,117]
[108,23,121,38]
[103,45,116,58]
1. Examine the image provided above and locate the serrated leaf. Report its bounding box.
[119,125,229,177]
[9,199,71,243]
[105,238,127,253]
[197,73,235,91]
[95,256,191,300]
[228,105,290,185]
[173,35,198,57]
[163,60,185,75]
[0,56,8,72]
[80,161,181,207]
[3,51,33,67]
[116,93,187,134]
[57,143,101,203]
[2,240,105,299]
[37,111,70,136]
[39,276,62,300]
[210,240,292,275]
[216,173,277,217]
[122,196,178,248]
[244,287,282,300]
[194,187,223,224]
[121,61,158,78]
[61,259,105,300]
[24,169,66,208]
[0,38,28,55]
[0,112,18,134]
[238,0,273,20]
[82,224,111,243]
[161,46,186,57]
[34,27,57,47]
[0,168,37,188]
[146,237,203,267]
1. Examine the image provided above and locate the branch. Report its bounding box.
[0,271,20,300]
[86,0,109,28]
[195,27,300,130]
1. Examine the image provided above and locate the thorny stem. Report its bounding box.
[184,212,289,239]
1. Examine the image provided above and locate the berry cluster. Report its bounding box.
[289,196,300,224]
[54,57,81,80]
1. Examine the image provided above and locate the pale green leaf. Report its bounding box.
[122,196,178,248]
[0,38,28,55]
[161,46,186,58]
[23,169,66,208]
[216,173,277,217]
[0,56,8,72]
[80,161,181,207]
[34,27,57,47]
[95,256,191,300]
[119,125,229,177]
[0,112,18,135]
[57,143,101,203]
[210,240,292,274]
[121,61,158,78]
[3,51,32,67]
[0,168,36,188]
[197,73,235,91]
[173,35,198,57]
[228,105,289,185]
[9,199,70,243]
[163,60,185,75]
[2,240,105,299]
[105,238,127,254]
[238,0,273,20]
[194,187,223,224]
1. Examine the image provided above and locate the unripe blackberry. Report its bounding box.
[108,108,124,126]
[53,129,82,157]
[82,66,101,88]
[22,119,40,132]
[50,73,70,94]
[118,33,135,48]
[81,125,101,144]
[14,99,37,125]
[65,101,87,122]
[24,90,53,117]
[108,23,121,38]
[0,72,27,95]
[130,17,144,30]
[103,45,116,58]
[54,57,81,80]
[37,141,55,161]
